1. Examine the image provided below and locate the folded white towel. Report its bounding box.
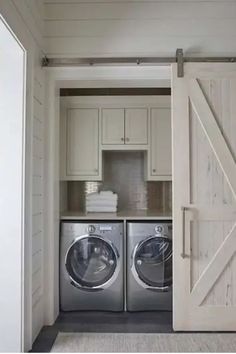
[100,191,114,196]
[86,206,117,213]
[86,191,117,201]
[86,201,117,207]
[86,196,117,202]
[86,191,118,214]
[85,199,118,204]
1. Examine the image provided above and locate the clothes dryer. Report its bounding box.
[127,221,172,311]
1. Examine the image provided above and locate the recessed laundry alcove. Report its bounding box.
[61,151,172,214]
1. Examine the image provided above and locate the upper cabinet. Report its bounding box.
[148,108,172,180]
[60,96,171,181]
[125,109,148,145]
[62,108,101,180]
[102,109,125,144]
[102,108,148,146]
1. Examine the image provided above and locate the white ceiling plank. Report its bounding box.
[44,2,236,20]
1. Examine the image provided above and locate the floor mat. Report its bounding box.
[51,332,236,352]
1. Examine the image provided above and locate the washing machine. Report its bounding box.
[60,221,124,311]
[127,221,172,311]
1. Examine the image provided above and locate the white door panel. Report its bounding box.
[150,108,171,177]
[66,109,99,176]
[172,63,236,331]
[125,108,148,144]
[102,108,124,145]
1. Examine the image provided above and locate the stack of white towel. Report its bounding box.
[86,191,118,213]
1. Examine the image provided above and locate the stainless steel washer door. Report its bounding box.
[65,235,119,290]
[132,235,172,290]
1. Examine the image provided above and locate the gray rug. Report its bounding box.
[51,332,236,352]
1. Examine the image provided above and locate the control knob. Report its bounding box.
[88,225,96,234]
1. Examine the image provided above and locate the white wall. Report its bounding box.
[44,0,236,57]
[0,0,45,350]
[10,1,46,344]
[0,17,25,353]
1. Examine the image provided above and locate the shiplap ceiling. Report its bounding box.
[43,1,236,57]
[44,0,236,2]
[11,0,44,49]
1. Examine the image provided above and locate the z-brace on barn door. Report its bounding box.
[172,63,236,331]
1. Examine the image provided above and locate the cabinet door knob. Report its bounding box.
[121,137,124,141]
[152,169,156,173]
[94,168,98,173]
[126,137,130,142]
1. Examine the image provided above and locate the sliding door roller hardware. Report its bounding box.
[41,49,236,78]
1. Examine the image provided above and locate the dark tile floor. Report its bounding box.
[31,311,173,352]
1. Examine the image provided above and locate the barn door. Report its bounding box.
[172,63,236,331]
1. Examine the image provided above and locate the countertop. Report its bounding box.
[60,209,172,221]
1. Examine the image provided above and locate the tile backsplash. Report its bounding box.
[65,151,172,212]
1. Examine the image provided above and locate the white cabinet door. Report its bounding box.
[172,63,236,331]
[102,108,125,144]
[125,108,148,144]
[150,108,171,179]
[66,108,99,178]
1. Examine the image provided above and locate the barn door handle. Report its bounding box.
[181,206,188,259]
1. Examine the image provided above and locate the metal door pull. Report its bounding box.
[181,206,188,259]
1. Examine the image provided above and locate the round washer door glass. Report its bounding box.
[66,236,117,288]
[134,236,172,288]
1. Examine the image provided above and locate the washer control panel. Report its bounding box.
[87,224,114,234]
[62,222,123,239]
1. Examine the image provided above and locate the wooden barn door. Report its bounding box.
[172,63,236,331]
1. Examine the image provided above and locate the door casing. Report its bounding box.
[43,66,171,325]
